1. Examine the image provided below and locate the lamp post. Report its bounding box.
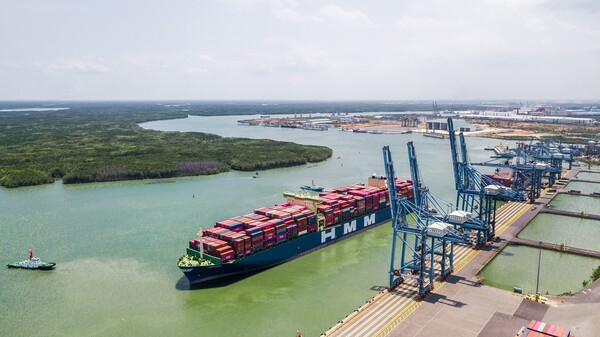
[535,241,542,299]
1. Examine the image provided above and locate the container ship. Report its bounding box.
[178,176,414,285]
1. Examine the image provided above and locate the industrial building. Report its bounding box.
[425,118,479,132]
[464,113,595,125]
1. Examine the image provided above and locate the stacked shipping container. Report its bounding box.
[187,181,408,263]
[189,204,317,262]
[484,174,512,187]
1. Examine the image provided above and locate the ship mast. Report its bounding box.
[196,228,204,259]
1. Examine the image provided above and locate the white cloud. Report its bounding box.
[34,59,110,75]
[199,54,213,62]
[184,66,207,74]
[1,0,598,100]
[246,43,352,75]
[123,52,214,74]
[276,8,305,22]
[318,5,375,27]
[227,0,298,10]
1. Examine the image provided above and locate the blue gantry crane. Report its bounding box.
[447,118,525,242]
[383,145,469,296]
[470,138,573,203]
[470,145,549,204]
[407,141,490,247]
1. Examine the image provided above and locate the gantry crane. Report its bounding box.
[383,145,469,296]
[471,138,571,203]
[447,118,525,241]
[408,141,490,246]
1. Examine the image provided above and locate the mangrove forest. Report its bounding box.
[0,102,332,188]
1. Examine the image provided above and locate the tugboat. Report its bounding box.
[300,185,324,192]
[300,180,324,192]
[7,249,56,270]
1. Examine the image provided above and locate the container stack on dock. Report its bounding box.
[516,320,573,337]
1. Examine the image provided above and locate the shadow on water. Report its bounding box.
[175,270,264,291]
[145,179,176,184]
[498,250,515,257]
[370,285,388,292]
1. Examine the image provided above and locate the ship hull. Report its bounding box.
[179,207,391,285]
[7,262,56,270]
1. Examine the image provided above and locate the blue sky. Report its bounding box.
[1,0,598,100]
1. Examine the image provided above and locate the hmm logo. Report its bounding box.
[343,220,357,234]
[321,228,336,243]
[364,214,375,227]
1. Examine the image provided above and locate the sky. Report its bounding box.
[0,0,599,101]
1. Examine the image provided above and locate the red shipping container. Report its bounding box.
[296,216,307,227]
[233,238,244,248]
[266,218,284,226]
[215,246,230,254]
[219,250,235,262]
[263,228,275,240]
[301,210,315,216]
[254,207,270,215]
[258,222,274,230]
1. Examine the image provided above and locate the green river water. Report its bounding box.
[575,171,600,181]
[480,180,600,296]
[518,213,600,252]
[1,113,598,336]
[566,180,600,193]
[547,193,600,216]
[479,245,599,295]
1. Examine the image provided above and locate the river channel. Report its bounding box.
[0,113,541,337]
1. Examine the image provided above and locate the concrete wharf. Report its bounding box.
[557,190,600,197]
[539,207,600,220]
[570,178,600,184]
[507,237,600,259]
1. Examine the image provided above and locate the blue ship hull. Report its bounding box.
[179,207,391,285]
